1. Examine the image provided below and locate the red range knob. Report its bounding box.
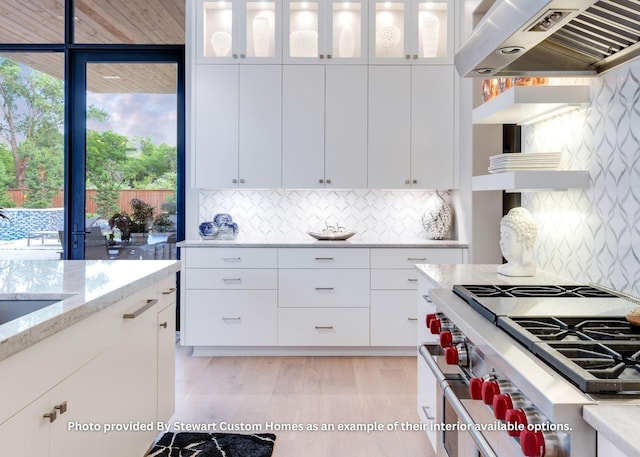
[444,346,459,365]
[429,318,442,334]
[440,330,453,348]
[481,380,500,405]
[492,394,513,420]
[520,430,545,457]
[426,313,436,327]
[505,409,527,437]
[469,378,484,400]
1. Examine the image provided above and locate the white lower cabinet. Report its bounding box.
[181,246,466,352]
[185,289,278,346]
[417,350,438,450]
[0,280,174,457]
[278,308,369,346]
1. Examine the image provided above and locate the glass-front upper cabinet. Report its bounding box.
[198,0,282,63]
[370,0,452,64]
[284,0,368,63]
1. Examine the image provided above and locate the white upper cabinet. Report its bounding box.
[197,0,282,63]
[369,0,453,64]
[284,0,368,63]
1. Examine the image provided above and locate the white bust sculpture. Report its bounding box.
[497,207,538,277]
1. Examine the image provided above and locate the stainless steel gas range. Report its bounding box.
[418,283,640,457]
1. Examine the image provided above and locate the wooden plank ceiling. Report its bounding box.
[0,0,184,93]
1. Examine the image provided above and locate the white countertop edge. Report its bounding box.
[0,260,180,362]
[583,405,640,457]
[178,238,469,248]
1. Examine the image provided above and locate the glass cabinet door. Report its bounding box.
[326,0,367,63]
[285,0,323,62]
[410,0,452,63]
[370,0,406,61]
[199,0,281,63]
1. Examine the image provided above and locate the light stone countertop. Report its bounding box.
[178,233,469,248]
[583,405,640,457]
[0,259,180,362]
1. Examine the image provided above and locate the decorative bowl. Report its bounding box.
[307,231,356,241]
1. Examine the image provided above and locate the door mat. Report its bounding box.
[146,432,276,457]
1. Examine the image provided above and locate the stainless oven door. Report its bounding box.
[419,344,498,457]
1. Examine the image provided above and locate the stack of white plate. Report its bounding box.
[488,152,561,173]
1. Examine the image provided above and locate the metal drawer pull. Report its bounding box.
[162,288,177,295]
[55,401,67,414]
[314,257,334,261]
[408,278,418,282]
[408,317,418,321]
[222,317,241,321]
[223,278,242,283]
[422,294,432,303]
[314,325,334,330]
[421,406,435,421]
[123,299,158,319]
[407,257,426,261]
[223,257,242,262]
[43,409,57,423]
[160,321,168,329]
[315,287,334,291]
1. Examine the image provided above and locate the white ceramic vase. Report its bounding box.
[421,13,439,58]
[422,192,452,240]
[252,14,271,57]
[338,24,355,58]
[290,30,318,57]
[376,24,401,49]
[210,31,232,57]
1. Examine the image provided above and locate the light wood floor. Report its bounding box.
[172,344,435,457]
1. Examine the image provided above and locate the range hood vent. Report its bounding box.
[455,0,640,77]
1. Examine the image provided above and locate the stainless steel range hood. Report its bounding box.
[455,0,640,77]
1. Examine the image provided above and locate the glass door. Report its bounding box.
[67,50,184,260]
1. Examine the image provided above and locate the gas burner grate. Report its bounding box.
[533,341,640,393]
[454,284,617,299]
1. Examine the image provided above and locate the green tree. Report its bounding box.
[22,140,64,208]
[86,129,128,217]
[0,58,64,190]
[123,138,177,188]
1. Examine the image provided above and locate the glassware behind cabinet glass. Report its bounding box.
[247,1,276,58]
[289,1,319,58]
[332,2,361,58]
[203,1,234,57]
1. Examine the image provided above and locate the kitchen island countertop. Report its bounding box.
[0,259,180,362]
[583,404,640,457]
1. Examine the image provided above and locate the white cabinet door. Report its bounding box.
[411,65,455,189]
[368,65,411,188]
[279,269,370,307]
[325,65,368,188]
[239,65,282,187]
[370,291,418,346]
[157,302,176,423]
[282,65,326,187]
[194,65,239,188]
[0,393,50,456]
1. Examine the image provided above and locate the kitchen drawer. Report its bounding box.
[278,248,369,269]
[370,248,464,269]
[278,269,369,308]
[278,308,369,346]
[370,291,418,346]
[183,290,277,346]
[186,269,277,290]
[371,269,419,290]
[185,247,277,269]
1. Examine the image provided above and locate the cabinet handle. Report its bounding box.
[233,53,238,59]
[327,54,332,59]
[407,257,427,261]
[239,178,245,184]
[223,257,242,262]
[314,325,334,330]
[413,54,418,59]
[319,178,324,184]
[315,287,334,291]
[319,54,325,59]
[232,178,238,184]
[405,54,411,59]
[162,288,177,295]
[240,53,246,59]
[222,316,241,321]
[43,409,57,423]
[326,179,332,184]
[422,294,432,303]
[223,278,242,283]
[123,299,158,319]
[405,179,411,185]
[412,179,418,184]
[160,321,168,329]
[55,401,67,414]
[408,278,418,282]
[408,317,418,321]
[315,257,334,261]
[422,406,436,421]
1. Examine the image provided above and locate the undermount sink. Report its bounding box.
[0,299,63,326]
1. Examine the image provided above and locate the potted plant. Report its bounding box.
[108,212,133,243]
[129,198,154,234]
[152,213,175,234]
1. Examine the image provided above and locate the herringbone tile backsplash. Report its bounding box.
[524,65,640,296]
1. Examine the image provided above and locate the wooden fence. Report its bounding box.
[6,189,175,216]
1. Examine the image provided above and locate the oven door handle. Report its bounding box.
[442,383,499,457]
[420,345,449,384]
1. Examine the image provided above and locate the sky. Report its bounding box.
[86,92,178,147]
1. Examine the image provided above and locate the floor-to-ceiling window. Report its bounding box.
[0,0,184,260]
